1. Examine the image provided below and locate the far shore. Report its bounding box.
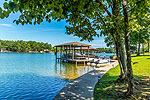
[0,51,114,54]
[0,51,53,53]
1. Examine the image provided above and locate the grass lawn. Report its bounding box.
[94,53,150,100]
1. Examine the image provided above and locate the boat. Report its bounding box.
[96,63,108,67]
[91,63,96,66]
[87,62,91,66]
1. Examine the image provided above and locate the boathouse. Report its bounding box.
[54,42,98,65]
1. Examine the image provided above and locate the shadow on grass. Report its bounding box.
[94,74,150,100]
[132,62,138,65]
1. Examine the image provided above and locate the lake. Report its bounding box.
[0,53,113,100]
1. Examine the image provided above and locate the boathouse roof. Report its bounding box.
[76,47,99,51]
[54,42,91,47]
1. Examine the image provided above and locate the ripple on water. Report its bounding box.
[0,73,69,100]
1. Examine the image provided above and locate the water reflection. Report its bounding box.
[54,62,94,80]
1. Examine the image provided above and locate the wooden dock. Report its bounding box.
[58,58,90,66]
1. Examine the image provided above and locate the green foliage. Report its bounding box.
[97,48,114,53]
[130,29,149,45]
[0,40,52,52]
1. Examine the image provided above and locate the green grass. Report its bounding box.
[94,53,150,100]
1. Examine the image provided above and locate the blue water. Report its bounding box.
[0,53,113,100]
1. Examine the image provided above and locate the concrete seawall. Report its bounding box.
[54,60,118,100]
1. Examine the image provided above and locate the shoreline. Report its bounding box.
[0,52,114,54]
[0,52,52,54]
[54,60,118,100]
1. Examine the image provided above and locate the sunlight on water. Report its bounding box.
[55,63,94,80]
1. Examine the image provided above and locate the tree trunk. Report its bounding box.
[115,41,126,80]
[136,44,137,54]
[116,35,127,80]
[142,43,144,55]
[137,42,140,56]
[148,41,150,53]
[114,43,123,75]
[122,0,134,95]
[111,32,127,81]
[112,0,127,81]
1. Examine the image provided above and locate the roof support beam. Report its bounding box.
[88,46,89,59]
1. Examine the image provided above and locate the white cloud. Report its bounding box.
[0,24,13,27]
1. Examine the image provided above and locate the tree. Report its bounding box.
[130,29,149,55]
[0,42,1,49]
[0,40,52,52]
[1,0,150,96]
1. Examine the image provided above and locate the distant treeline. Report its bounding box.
[97,48,114,53]
[0,40,52,52]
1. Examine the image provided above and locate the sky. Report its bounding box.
[0,1,106,48]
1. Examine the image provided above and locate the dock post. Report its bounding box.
[56,47,57,60]
[72,47,74,60]
[66,47,68,59]
[60,47,62,61]
[76,61,77,66]
[80,47,82,55]
[84,61,85,66]
[88,46,89,59]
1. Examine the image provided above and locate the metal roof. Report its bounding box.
[54,42,91,47]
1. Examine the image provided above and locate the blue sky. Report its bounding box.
[0,1,106,48]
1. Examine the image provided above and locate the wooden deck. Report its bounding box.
[58,58,90,66]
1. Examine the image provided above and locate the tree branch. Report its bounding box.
[96,0,112,17]
[99,14,107,27]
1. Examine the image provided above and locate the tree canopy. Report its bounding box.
[0,40,52,52]
[0,0,149,41]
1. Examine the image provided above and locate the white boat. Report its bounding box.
[97,59,108,64]
[87,62,91,66]
[91,63,96,66]
[102,59,109,63]
[94,58,99,62]
[96,63,107,67]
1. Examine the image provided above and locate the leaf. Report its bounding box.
[0,8,2,12]
[3,2,9,9]
[16,21,19,25]
[40,0,43,4]
[48,19,51,23]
